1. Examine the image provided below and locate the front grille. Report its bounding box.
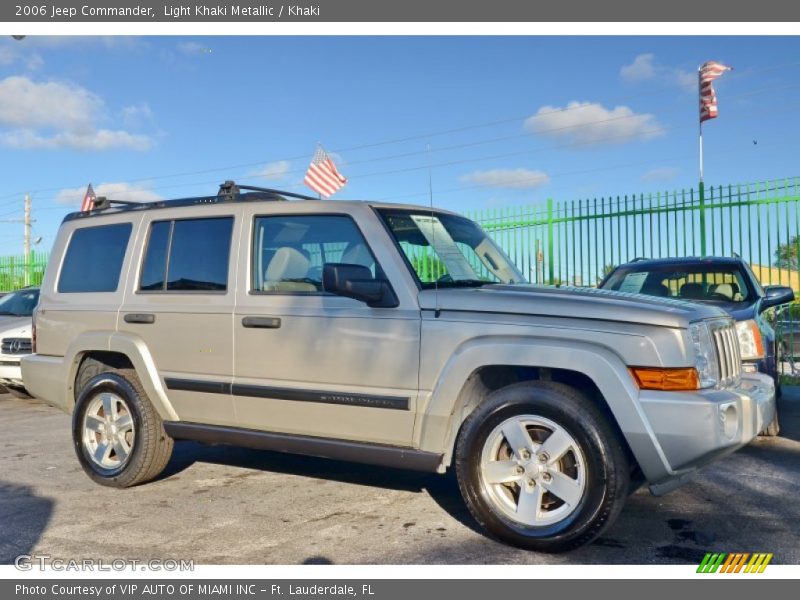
[1,337,32,355]
[709,320,742,386]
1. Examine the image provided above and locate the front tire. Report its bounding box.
[72,368,173,487]
[455,381,629,552]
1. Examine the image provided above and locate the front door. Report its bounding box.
[232,210,420,446]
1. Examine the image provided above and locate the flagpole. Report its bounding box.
[698,66,704,184]
[699,121,704,184]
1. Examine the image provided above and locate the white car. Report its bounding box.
[0,288,38,398]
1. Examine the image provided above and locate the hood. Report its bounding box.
[0,316,32,337]
[418,284,727,329]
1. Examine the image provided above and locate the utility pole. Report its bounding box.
[23,194,31,286]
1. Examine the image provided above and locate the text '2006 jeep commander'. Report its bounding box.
[22,182,775,552]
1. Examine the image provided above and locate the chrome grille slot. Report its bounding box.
[1,337,32,355]
[709,320,741,387]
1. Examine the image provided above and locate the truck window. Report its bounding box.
[252,215,380,293]
[139,217,233,292]
[58,223,132,293]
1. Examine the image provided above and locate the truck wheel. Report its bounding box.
[72,369,173,487]
[455,381,629,552]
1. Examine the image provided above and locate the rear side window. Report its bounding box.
[58,223,132,293]
[140,217,233,292]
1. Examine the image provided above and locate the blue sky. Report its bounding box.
[1,35,800,255]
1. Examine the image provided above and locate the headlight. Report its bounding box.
[735,319,764,360]
[689,321,719,388]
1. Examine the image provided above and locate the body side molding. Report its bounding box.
[163,421,442,472]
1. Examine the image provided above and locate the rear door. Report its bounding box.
[117,207,239,426]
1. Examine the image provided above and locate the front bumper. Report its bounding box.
[0,357,23,387]
[637,372,775,495]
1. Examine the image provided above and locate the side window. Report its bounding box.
[252,215,379,293]
[58,223,132,293]
[140,217,233,292]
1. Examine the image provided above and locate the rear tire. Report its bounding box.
[72,366,173,487]
[455,381,629,552]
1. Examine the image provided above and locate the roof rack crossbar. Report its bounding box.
[92,196,148,211]
[217,180,318,202]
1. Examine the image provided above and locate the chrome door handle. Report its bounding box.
[124,313,155,324]
[242,316,282,329]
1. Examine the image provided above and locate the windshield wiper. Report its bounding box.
[441,279,498,288]
[0,311,20,316]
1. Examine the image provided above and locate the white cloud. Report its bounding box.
[0,129,152,151]
[0,76,153,151]
[621,54,695,91]
[121,103,153,128]
[251,160,292,181]
[177,41,212,56]
[0,42,43,70]
[524,101,664,146]
[56,182,162,205]
[641,166,681,183]
[462,168,550,190]
[620,53,656,82]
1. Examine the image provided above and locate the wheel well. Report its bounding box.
[455,365,640,474]
[74,351,135,400]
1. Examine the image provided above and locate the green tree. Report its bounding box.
[597,263,617,285]
[775,236,800,270]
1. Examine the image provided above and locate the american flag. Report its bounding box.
[699,61,732,123]
[303,146,347,198]
[81,183,96,212]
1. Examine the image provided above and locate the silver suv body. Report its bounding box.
[22,185,775,551]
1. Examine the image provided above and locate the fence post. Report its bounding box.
[698,181,707,256]
[546,198,555,284]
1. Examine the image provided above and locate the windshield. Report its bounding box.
[600,264,753,305]
[0,288,40,317]
[378,209,526,288]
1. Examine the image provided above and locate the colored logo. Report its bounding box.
[697,553,773,573]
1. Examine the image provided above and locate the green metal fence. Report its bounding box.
[0,251,49,292]
[2,177,800,293]
[468,177,800,288]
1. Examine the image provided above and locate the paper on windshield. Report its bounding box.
[410,215,478,280]
[618,272,648,294]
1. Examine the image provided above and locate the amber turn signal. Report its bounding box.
[629,367,700,391]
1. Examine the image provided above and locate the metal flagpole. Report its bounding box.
[698,66,704,184]
[698,65,707,256]
[699,121,704,184]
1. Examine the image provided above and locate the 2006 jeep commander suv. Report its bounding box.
[22,181,775,552]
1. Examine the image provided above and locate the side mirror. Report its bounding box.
[322,263,398,308]
[761,285,795,310]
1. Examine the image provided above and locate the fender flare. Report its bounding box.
[418,335,673,482]
[62,331,178,421]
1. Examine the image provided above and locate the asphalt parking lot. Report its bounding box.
[1,389,799,565]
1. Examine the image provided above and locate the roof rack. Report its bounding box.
[217,180,318,202]
[92,196,147,211]
[629,257,650,262]
[66,181,323,222]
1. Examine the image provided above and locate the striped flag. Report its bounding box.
[699,61,732,123]
[304,146,347,198]
[81,183,96,212]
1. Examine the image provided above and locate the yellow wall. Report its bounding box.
[750,264,800,290]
